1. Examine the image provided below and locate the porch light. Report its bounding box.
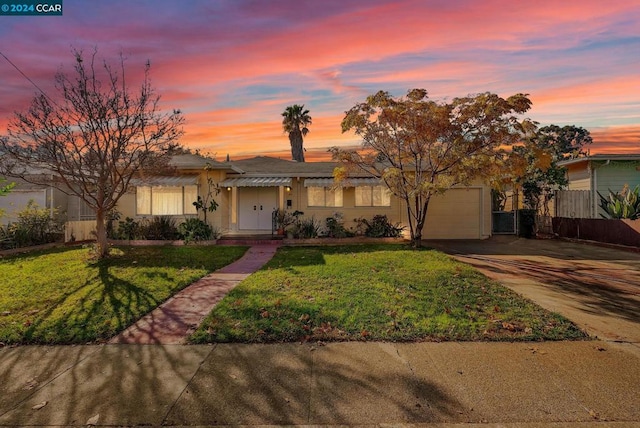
[226,186,231,191]
[286,186,291,192]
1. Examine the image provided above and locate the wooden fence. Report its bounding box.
[552,217,640,247]
[554,190,592,218]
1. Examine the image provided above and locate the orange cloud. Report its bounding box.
[589,125,640,154]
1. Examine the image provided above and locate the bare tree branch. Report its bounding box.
[0,48,184,258]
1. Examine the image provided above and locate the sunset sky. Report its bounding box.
[1,0,639,161]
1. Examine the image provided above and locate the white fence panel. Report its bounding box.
[65,220,96,242]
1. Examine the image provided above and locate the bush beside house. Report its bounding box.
[0,202,63,250]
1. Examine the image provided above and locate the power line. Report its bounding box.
[0,50,55,103]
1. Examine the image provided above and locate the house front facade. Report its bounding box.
[112,154,492,240]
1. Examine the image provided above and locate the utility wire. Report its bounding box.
[0,49,55,104]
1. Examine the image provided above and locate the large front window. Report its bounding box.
[307,186,343,207]
[355,185,391,207]
[136,185,198,215]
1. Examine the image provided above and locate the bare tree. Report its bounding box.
[0,48,184,258]
[332,89,533,247]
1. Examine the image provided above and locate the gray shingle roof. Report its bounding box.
[170,154,242,172]
[227,156,338,176]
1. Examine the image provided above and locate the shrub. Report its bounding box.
[356,214,404,238]
[140,216,180,240]
[293,216,321,239]
[324,212,353,238]
[599,184,640,220]
[179,218,214,243]
[0,201,62,249]
[274,208,296,232]
[116,217,141,240]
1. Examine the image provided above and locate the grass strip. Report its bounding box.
[191,245,586,343]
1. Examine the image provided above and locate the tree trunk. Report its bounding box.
[95,209,109,259]
[411,231,423,248]
[290,131,305,162]
[411,198,430,249]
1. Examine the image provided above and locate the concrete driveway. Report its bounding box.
[425,237,640,346]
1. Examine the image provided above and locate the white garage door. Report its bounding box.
[423,188,482,239]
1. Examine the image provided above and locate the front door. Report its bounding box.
[238,187,278,231]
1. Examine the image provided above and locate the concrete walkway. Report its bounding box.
[425,237,640,347]
[110,245,279,344]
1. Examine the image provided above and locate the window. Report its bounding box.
[307,186,343,207]
[355,185,391,207]
[136,185,198,215]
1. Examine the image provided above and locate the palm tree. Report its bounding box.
[282,104,311,162]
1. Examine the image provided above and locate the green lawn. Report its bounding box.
[0,245,247,344]
[191,245,587,343]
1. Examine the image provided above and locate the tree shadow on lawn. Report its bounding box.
[21,263,164,344]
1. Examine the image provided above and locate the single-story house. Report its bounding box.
[3,153,493,240]
[557,154,640,218]
[112,154,492,240]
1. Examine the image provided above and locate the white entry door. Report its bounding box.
[238,187,278,231]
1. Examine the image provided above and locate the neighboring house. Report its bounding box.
[0,176,70,225]
[115,154,492,240]
[557,154,640,218]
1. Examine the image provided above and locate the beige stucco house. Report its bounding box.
[110,153,492,240]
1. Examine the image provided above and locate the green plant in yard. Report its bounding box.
[192,162,221,223]
[140,216,180,240]
[116,217,141,240]
[191,245,586,343]
[293,216,321,238]
[0,245,248,344]
[274,208,296,232]
[179,218,214,243]
[598,184,640,220]
[324,212,353,238]
[355,214,404,238]
[0,177,14,197]
[0,201,62,249]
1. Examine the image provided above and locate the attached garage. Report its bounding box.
[422,187,485,239]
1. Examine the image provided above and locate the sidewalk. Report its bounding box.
[110,245,280,344]
[1,341,638,426]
